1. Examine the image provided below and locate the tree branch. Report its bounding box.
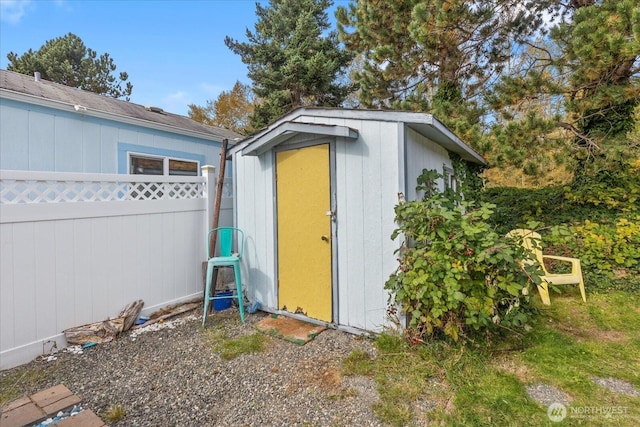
[557,121,600,153]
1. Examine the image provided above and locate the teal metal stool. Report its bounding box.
[202,227,245,326]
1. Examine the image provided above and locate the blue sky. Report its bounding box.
[0,0,347,116]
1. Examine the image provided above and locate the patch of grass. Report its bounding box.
[0,366,46,407]
[345,292,640,426]
[103,403,126,422]
[342,349,374,376]
[525,294,640,387]
[207,329,266,360]
[341,333,445,426]
[437,348,548,426]
[326,387,359,401]
[585,292,640,331]
[459,293,640,426]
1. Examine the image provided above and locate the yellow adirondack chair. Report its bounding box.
[507,229,586,305]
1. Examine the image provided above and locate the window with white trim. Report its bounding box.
[443,165,457,192]
[128,153,199,176]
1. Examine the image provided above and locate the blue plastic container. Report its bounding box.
[213,291,233,311]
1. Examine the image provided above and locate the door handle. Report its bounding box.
[321,235,330,242]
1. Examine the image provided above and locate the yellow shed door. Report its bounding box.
[276,144,332,322]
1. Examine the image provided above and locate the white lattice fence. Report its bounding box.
[220,178,233,198]
[0,168,236,370]
[0,170,206,204]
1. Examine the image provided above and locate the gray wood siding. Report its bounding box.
[405,126,452,201]
[319,117,401,331]
[235,153,277,309]
[0,101,220,173]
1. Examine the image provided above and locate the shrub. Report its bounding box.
[480,157,640,234]
[545,217,640,291]
[385,170,540,342]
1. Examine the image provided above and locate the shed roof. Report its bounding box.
[230,107,486,165]
[0,69,242,142]
[240,121,359,156]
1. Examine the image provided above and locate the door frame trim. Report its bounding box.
[272,138,338,323]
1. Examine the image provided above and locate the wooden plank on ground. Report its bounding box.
[131,302,199,330]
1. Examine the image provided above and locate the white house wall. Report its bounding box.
[0,99,222,173]
[405,126,453,200]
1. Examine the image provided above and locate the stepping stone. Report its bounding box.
[0,401,45,427]
[0,384,106,427]
[591,377,640,396]
[255,314,326,345]
[526,382,571,406]
[31,384,81,417]
[57,410,105,427]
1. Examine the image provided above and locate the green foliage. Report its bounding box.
[481,186,582,233]
[337,0,639,186]
[449,153,485,204]
[567,158,640,212]
[481,162,640,292]
[482,158,640,234]
[564,1,640,138]
[385,170,540,342]
[545,217,640,291]
[336,0,533,108]
[7,33,133,100]
[226,0,353,129]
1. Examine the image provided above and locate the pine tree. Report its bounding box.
[336,0,539,146]
[7,33,133,100]
[225,0,353,129]
[488,0,640,177]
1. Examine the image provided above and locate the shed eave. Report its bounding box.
[228,107,486,165]
[241,121,359,156]
[407,120,487,165]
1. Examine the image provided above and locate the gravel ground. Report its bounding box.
[525,382,572,406]
[2,308,383,427]
[591,377,640,397]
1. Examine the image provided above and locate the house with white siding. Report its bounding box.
[229,107,486,334]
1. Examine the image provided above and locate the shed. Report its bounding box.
[230,108,486,333]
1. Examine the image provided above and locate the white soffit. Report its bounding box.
[241,121,359,156]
